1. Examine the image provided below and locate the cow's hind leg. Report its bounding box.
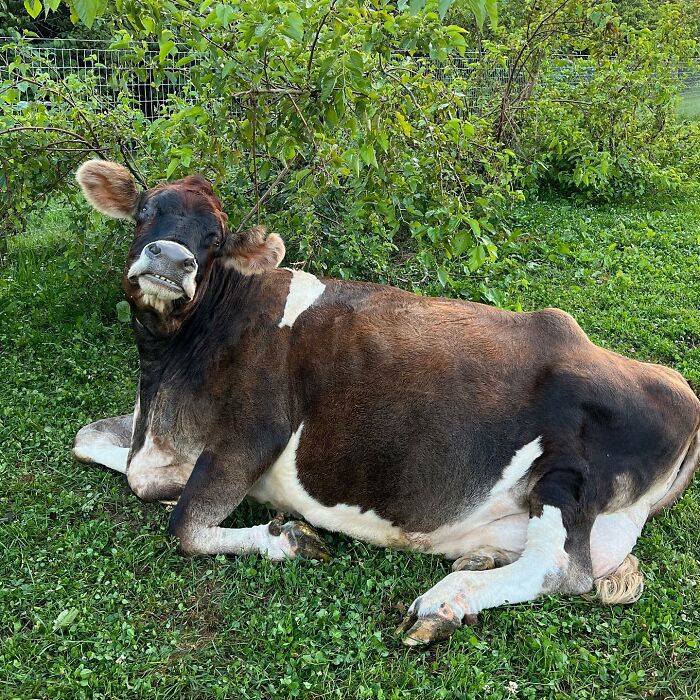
[399,456,596,646]
[72,414,133,474]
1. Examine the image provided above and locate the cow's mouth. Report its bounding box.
[140,273,184,293]
[127,240,198,306]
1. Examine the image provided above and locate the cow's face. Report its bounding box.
[76,160,285,315]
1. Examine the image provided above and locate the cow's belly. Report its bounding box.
[248,423,535,555]
[248,425,408,547]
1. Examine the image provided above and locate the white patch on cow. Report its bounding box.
[248,423,406,547]
[126,429,194,499]
[72,431,129,474]
[590,503,647,579]
[132,394,140,441]
[278,269,326,329]
[423,436,543,559]
[492,436,543,496]
[183,522,295,559]
[407,506,568,625]
[589,444,692,579]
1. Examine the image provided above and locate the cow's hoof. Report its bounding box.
[280,520,332,562]
[396,598,478,646]
[452,547,513,572]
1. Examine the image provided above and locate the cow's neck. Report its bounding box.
[130,265,262,446]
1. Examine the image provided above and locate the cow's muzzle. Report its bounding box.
[128,240,198,302]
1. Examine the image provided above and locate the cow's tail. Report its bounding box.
[649,428,700,519]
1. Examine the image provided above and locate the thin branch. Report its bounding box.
[307,0,337,80]
[0,126,106,153]
[232,88,313,97]
[250,97,259,215]
[235,159,297,233]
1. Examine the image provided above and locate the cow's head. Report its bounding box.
[76,160,285,315]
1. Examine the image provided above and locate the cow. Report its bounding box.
[72,159,700,646]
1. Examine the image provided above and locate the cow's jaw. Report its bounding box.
[127,240,198,312]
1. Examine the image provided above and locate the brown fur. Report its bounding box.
[75,160,139,219]
[223,226,286,275]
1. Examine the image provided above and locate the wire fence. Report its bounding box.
[0,37,530,118]
[2,37,699,119]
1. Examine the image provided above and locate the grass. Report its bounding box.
[1,192,699,699]
[679,86,700,120]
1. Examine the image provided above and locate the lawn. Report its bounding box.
[1,192,699,699]
[679,85,700,120]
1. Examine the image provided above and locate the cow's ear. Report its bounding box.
[222,225,285,275]
[76,160,140,219]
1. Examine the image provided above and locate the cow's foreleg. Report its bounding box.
[168,451,331,561]
[399,460,595,646]
[72,414,133,474]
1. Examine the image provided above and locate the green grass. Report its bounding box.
[678,86,700,120]
[1,194,699,699]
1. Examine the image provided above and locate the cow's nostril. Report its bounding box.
[183,257,196,271]
[148,243,161,256]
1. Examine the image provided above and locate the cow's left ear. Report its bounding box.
[222,225,285,275]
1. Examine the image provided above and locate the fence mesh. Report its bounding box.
[2,37,699,119]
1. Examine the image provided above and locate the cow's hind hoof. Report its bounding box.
[280,521,332,562]
[452,547,514,572]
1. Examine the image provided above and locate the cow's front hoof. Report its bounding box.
[279,521,332,562]
[398,613,463,647]
[396,593,478,646]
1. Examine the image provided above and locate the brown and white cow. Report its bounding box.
[72,160,700,646]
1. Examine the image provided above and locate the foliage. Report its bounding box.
[2,1,518,292]
[2,193,699,698]
[497,0,700,197]
[2,0,700,297]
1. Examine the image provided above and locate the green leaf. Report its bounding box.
[53,608,79,629]
[116,301,131,324]
[466,217,481,237]
[437,267,449,287]
[485,0,498,27]
[282,143,297,163]
[409,0,426,14]
[71,0,100,27]
[166,158,180,178]
[467,0,486,30]
[359,144,377,168]
[282,12,304,43]
[438,0,453,20]
[159,39,176,63]
[452,231,473,256]
[24,0,42,19]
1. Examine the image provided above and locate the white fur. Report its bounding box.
[278,269,326,329]
[248,424,407,547]
[127,429,194,499]
[590,504,647,579]
[182,522,304,559]
[423,437,543,559]
[408,506,569,625]
[72,439,129,474]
